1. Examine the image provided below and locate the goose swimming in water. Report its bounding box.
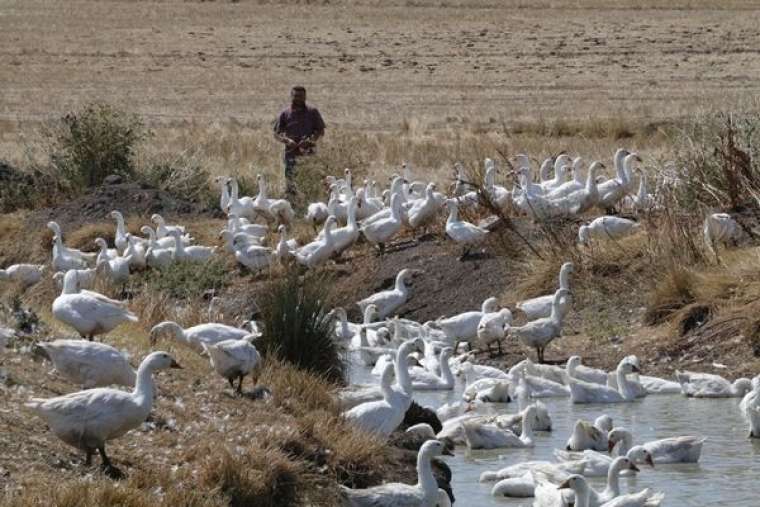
[339,439,453,507]
[675,370,752,398]
[568,357,641,404]
[26,351,181,478]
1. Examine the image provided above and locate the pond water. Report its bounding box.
[348,358,760,506]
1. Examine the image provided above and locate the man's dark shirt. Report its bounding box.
[273,105,326,158]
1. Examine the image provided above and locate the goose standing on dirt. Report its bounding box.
[433,297,498,352]
[361,193,404,254]
[339,440,453,506]
[253,174,295,225]
[357,268,418,319]
[703,212,739,260]
[232,232,272,272]
[552,161,602,215]
[171,230,215,262]
[675,370,752,398]
[509,288,570,363]
[48,221,94,272]
[149,321,254,354]
[444,198,488,259]
[408,182,441,234]
[578,216,641,246]
[306,200,330,230]
[215,176,231,212]
[596,149,634,211]
[0,263,45,288]
[329,197,360,256]
[226,177,258,220]
[476,307,513,355]
[53,270,138,340]
[273,225,297,262]
[110,210,129,254]
[202,335,261,394]
[568,357,641,404]
[295,216,336,268]
[517,262,574,320]
[34,339,136,388]
[123,233,147,270]
[151,213,186,239]
[94,238,131,285]
[26,351,181,478]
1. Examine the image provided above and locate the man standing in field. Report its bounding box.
[273,86,326,198]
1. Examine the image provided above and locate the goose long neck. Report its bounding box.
[61,271,78,295]
[616,365,635,399]
[447,203,458,223]
[380,371,394,400]
[347,200,358,229]
[550,294,564,322]
[133,360,156,409]
[604,460,624,497]
[416,449,438,496]
[160,322,187,343]
[395,345,413,394]
[440,353,454,384]
[618,432,633,455]
[173,234,185,255]
[257,178,268,200]
[220,180,230,208]
[521,410,534,441]
[395,273,408,292]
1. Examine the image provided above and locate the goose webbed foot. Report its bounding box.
[98,447,123,480]
[496,340,503,356]
[84,450,93,466]
[228,378,235,390]
[237,375,245,395]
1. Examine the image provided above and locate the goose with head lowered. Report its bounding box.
[509,288,570,363]
[0,263,45,288]
[565,415,613,452]
[171,230,215,262]
[476,306,513,355]
[26,351,181,478]
[295,216,336,268]
[357,268,419,320]
[675,370,752,398]
[607,427,705,463]
[53,270,138,340]
[202,334,261,395]
[578,216,641,246]
[462,404,537,450]
[149,320,254,354]
[34,339,136,388]
[339,439,453,507]
[517,262,574,320]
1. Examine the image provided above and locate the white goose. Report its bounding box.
[565,416,612,451]
[151,213,187,239]
[675,370,752,398]
[596,149,634,211]
[361,192,403,253]
[53,267,96,291]
[306,200,330,229]
[343,362,408,437]
[109,210,129,254]
[226,177,257,220]
[608,427,705,463]
[34,339,136,388]
[565,356,610,385]
[227,213,269,238]
[295,216,336,268]
[476,307,513,354]
[149,321,253,354]
[357,268,417,319]
[215,175,231,212]
[26,351,181,477]
[123,233,147,270]
[232,232,272,272]
[554,442,655,477]
[330,197,360,256]
[172,230,215,262]
[483,159,510,209]
[52,270,137,340]
[741,377,760,437]
[462,405,536,450]
[94,238,131,285]
[140,225,183,250]
[339,440,452,507]
[253,174,295,225]
[703,212,739,258]
[578,216,641,246]
[517,262,574,320]
[0,263,45,288]
[408,182,441,232]
[509,288,569,363]
[48,222,94,272]
[555,473,664,507]
[568,357,641,403]
[552,161,602,215]
[444,198,488,258]
[273,225,297,262]
[546,157,585,199]
[356,328,395,367]
[433,297,498,352]
[410,347,455,390]
[202,335,261,394]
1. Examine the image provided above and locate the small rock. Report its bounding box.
[103,174,123,185]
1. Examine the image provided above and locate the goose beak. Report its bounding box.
[646,454,655,468]
[631,364,641,373]
[442,447,454,456]
[629,462,640,472]
[557,479,571,490]
[170,359,183,369]
[608,440,615,452]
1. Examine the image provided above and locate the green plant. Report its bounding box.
[48,102,147,188]
[141,154,216,209]
[136,258,229,299]
[257,268,346,385]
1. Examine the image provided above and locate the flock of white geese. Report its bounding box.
[0,148,755,505]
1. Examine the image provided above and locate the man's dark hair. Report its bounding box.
[291,86,306,94]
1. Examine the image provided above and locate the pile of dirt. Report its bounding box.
[26,176,219,231]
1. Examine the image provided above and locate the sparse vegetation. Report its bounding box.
[136,257,230,300]
[257,269,347,385]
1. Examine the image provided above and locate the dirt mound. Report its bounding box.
[26,177,219,231]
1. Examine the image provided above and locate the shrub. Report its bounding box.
[671,111,760,211]
[47,102,146,188]
[140,154,216,209]
[136,257,230,299]
[0,160,64,212]
[257,268,346,385]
